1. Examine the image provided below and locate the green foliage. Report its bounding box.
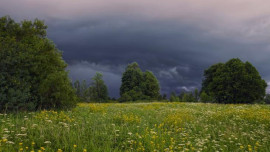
[90,72,109,102]
[170,92,179,102]
[73,80,81,97]
[80,80,88,100]
[142,71,160,99]
[182,92,196,102]
[177,89,199,102]
[119,62,160,102]
[201,63,224,95]
[200,91,213,103]
[73,80,88,101]
[38,72,77,109]
[194,88,199,102]
[178,92,185,101]
[120,62,144,97]
[157,94,163,101]
[162,94,167,100]
[73,72,109,102]
[202,58,267,103]
[119,90,145,102]
[0,16,77,111]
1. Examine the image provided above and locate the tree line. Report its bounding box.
[72,59,269,104]
[0,16,269,112]
[73,73,109,102]
[72,62,163,102]
[72,62,204,103]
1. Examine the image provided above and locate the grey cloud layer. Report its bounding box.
[1,0,270,97]
[67,62,124,97]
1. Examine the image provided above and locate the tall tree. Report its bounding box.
[0,16,77,111]
[119,62,161,102]
[170,91,179,102]
[162,94,167,100]
[120,62,144,101]
[73,80,81,97]
[80,80,89,101]
[178,91,185,101]
[200,91,213,103]
[201,58,267,103]
[194,88,199,102]
[201,63,224,95]
[91,72,109,102]
[182,92,196,102]
[142,71,160,99]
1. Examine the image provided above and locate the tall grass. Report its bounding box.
[0,102,269,152]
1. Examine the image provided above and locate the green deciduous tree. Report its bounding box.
[194,88,199,102]
[80,80,89,101]
[201,58,267,103]
[73,80,81,97]
[119,62,160,102]
[0,16,77,111]
[73,72,109,102]
[142,71,160,100]
[182,92,196,102]
[199,91,213,103]
[120,62,144,98]
[170,91,179,102]
[162,94,167,100]
[90,72,109,102]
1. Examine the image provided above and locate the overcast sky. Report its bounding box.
[1,0,270,97]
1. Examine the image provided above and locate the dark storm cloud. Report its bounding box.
[44,16,270,97]
[2,0,270,97]
[45,18,213,96]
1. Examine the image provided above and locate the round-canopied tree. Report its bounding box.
[201,58,267,103]
[119,62,144,101]
[0,16,77,111]
[142,70,160,100]
[119,62,161,102]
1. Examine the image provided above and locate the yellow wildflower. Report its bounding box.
[256,142,260,146]
[57,149,63,152]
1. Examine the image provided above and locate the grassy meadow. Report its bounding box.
[0,102,270,152]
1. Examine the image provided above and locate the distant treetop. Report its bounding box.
[201,58,267,103]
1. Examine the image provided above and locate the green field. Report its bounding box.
[0,102,270,152]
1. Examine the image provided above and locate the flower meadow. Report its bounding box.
[0,102,270,152]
